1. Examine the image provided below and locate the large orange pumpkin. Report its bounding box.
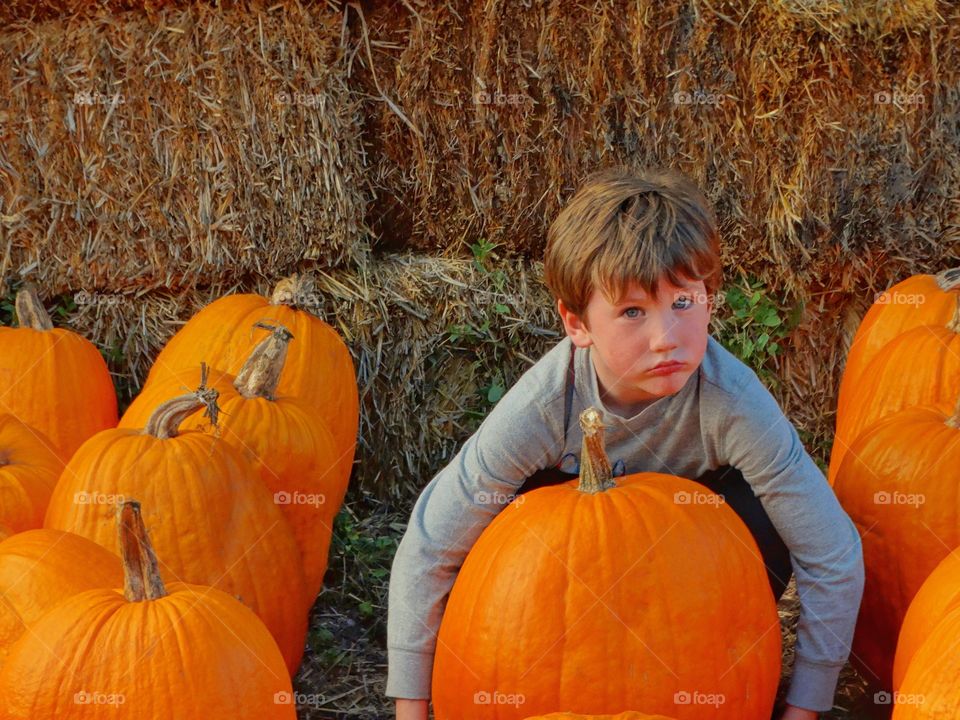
[0,285,117,465]
[829,293,960,487]
[44,388,309,674]
[0,502,296,720]
[891,606,960,719]
[833,394,960,690]
[144,274,357,482]
[432,409,781,720]
[0,529,123,667]
[893,548,960,690]
[121,326,344,597]
[0,414,61,534]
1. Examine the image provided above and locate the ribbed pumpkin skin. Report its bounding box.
[0,415,61,533]
[120,367,345,597]
[833,401,960,690]
[891,606,960,719]
[0,582,296,720]
[0,327,117,465]
[432,474,780,720]
[0,529,123,668]
[524,714,677,719]
[829,326,960,486]
[144,293,358,480]
[43,428,309,674]
[893,549,960,690]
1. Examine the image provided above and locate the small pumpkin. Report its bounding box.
[830,295,960,488]
[893,548,960,690]
[432,408,780,719]
[0,285,117,465]
[0,529,123,668]
[0,501,296,719]
[0,414,61,534]
[144,274,358,482]
[833,392,960,690]
[121,325,343,597]
[44,386,309,674]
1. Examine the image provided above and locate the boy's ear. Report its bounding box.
[557,298,593,348]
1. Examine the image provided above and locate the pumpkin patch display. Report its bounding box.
[0,285,117,465]
[43,386,310,674]
[0,414,61,534]
[120,325,343,597]
[0,502,297,720]
[829,267,960,485]
[432,408,780,720]
[832,392,960,690]
[143,274,358,484]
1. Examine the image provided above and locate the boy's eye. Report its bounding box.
[674,295,694,310]
[623,307,643,318]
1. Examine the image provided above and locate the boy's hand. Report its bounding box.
[780,705,819,720]
[395,698,428,720]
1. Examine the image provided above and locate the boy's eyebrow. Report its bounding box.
[615,282,698,304]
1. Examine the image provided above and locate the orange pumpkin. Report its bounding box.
[44,388,309,674]
[121,326,343,597]
[0,502,296,719]
[893,548,960,690]
[891,605,960,719]
[829,292,960,487]
[0,414,61,534]
[144,274,358,483]
[0,285,117,465]
[833,394,960,690]
[0,529,122,667]
[432,409,780,720]
[524,714,677,719]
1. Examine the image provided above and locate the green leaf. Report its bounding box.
[494,303,509,314]
[762,311,782,327]
[487,380,505,403]
[757,332,769,349]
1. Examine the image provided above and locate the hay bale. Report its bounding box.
[0,1,370,295]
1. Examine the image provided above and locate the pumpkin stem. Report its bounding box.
[269,274,317,309]
[118,501,167,602]
[948,392,960,430]
[143,377,220,439]
[934,267,960,293]
[577,407,616,494]
[14,284,53,330]
[233,323,294,400]
[949,294,960,334]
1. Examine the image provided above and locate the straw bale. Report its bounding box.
[0,1,369,296]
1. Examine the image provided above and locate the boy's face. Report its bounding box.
[558,274,712,416]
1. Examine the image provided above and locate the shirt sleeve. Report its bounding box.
[718,371,865,713]
[386,379,562,699]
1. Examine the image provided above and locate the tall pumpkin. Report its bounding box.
[432,409,781,720]
[828,291,960,487]
[144,274,357,482]
[0,414,61,534]
[121,326,344,597]
[0,285,117,465]
[0,502,296,720]
[44,387,309,674]
[893,548,960,690]
[832,393,960,690]
[0,529,123,668]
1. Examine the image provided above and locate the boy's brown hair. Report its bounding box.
[543,166,722,325]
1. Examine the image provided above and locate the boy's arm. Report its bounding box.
[386,386,561,699]
[719,373,865,714]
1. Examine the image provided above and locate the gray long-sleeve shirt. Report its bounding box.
[386,334,864,712]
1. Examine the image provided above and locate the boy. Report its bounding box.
[387,167,864,719]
